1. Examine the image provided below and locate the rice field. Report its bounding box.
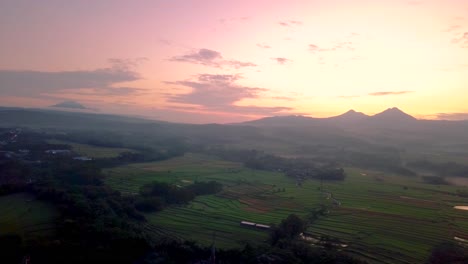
[104,154,468,263]
[0,192,58,240]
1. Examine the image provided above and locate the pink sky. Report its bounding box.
[1,0,468,123]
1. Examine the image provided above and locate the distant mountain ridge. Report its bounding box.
[1,106,468,151]
[241,107,417,127]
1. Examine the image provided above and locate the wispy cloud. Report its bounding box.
[0,59,143,97]
[443,24,462,33]
[170,48,256,69]
[434,112,468,120]
[170,49,222,66]
[225,60,257,68]
[218,16,250,25]
[271,57,292,65]
[271,96,295,101]
[369,91,413,96]
[257,43,272,49]
[158,38,172,46]
[166,74,292,116]
[279,20,302,27]
[309,44,319,52]
[452,32,468,48]
[309,41,355,53]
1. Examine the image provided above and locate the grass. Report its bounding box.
[48,139,136,158]
[0,192,58,240]
[104,154,468,263]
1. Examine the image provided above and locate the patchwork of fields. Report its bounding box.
[0,192,58,240]
[308,169,468,263]
[104,154,321,248]
[104,154,468,263]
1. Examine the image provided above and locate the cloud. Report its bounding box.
[0,59,142,97]
[333,41,355,51]
[158,39,172,45]
[166,74,292,116]
[434,113,468,121]
[279,20,303,27]
[50,100,87,109]
[369,91,413,96]
[309,41,354,53]
[443,24,462,33]
[170,48,222,66]
[272,57,291,65]
[452,32,468,47]
[225,60,257,69]
[309,44,320,52]
[218,17,250,25]
[309,34,358,55]
[170,48,256,68]
[58,87,146,97]
[271,96,295,101]
[257,43,271,49]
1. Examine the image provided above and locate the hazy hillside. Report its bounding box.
[2,107,468,163]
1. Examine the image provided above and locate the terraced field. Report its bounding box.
[104,154,322,247]
[0,192,58,240]
[104,154,468,263]
[308,169,468,264]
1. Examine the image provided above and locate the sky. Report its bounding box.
[1,0,468,123]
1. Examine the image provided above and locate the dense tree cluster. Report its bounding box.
[136,181,223,212]
[409,160,468,178]
[205,147,346,181]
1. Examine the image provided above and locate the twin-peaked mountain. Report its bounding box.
[241,107,417,127]
[239,107,468,150]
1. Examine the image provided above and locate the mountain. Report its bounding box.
[240,115,317,127]
[242,108,416,127]
[370,107,416,123]
[50,100,87,109]
[327,109,369,124]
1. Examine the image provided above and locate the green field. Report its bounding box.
[48,139,136,158]
[104,154,468,263]
[0,192,58,240]
[308,169,468,263]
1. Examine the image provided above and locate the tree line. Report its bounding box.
[203,147,346,181]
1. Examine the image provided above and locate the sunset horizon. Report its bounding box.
[2,0,468,123]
